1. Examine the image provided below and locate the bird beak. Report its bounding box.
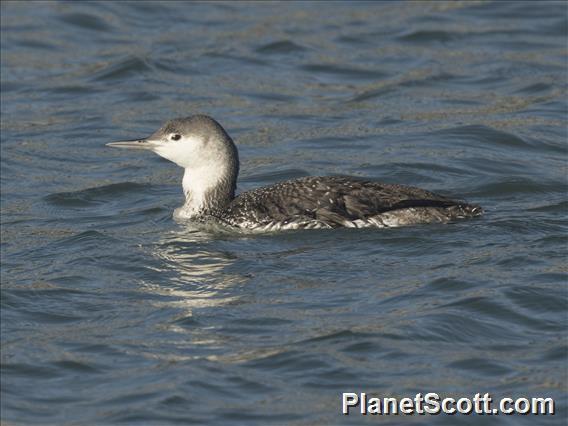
[106,138,158,150]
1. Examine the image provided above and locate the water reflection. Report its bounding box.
[141,227,247,323]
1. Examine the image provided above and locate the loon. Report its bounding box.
[107,115,482,231]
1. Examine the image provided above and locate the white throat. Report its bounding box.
[175,166,229,219]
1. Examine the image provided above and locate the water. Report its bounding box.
[1,1,566,424]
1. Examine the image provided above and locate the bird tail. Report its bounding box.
[449,203,484,219]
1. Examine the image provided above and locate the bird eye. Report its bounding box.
[170,134,181,141]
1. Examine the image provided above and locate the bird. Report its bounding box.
[107,115,482,232]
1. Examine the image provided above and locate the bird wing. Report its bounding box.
[225,176,459,226]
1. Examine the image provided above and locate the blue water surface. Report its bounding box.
[1,1,567,425]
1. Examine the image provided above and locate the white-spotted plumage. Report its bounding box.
[107,115,482,232]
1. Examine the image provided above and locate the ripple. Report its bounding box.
[441,296,554,332]
[300,63,388,81]
[435,125,534,149]
[47,85,103,96]
[527,201,568,213]
[92,56,152,82]
[516,82,554,94]
[18,309,85,325]
[171,315,201,327]
[44,182,148,208]
[237,91,298,103]
[233,317,294,326]
[541,345,568,362]
[410,313,517,343]
[202,52,268,67]
[49,230,116,248]
[505,285,567,314]
[244,350,331,373]
[52,360,100,374]
[349,86,396,103]
[13,38,58,51]
[255,40,307,55]
[447,358,512,377]
[335,34,373,46]
[1,363,60,380]
[472,177,560,196]
[58,12,112,32]
[300,330,373,344]
[397,29,458,43]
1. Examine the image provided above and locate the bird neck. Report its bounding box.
[179,164,237,218]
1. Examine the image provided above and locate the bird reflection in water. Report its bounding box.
[139,227,248,333]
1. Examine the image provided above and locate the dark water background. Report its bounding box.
[1,1,567,425]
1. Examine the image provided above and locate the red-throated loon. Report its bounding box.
[107,115,482,231]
